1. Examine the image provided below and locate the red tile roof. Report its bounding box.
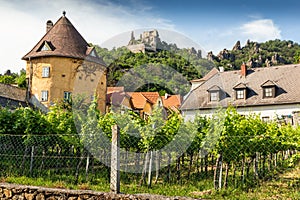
[141,92,160,104]
[161,95,181,110]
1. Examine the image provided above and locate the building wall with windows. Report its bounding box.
[25,57,106,111]
[181,64,300,125]
[23,12,107,113]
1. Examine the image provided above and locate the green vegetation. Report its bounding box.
[211,39,300,70]
[0,103,299,198]
[0,69,27,88]
[93,45,214,93]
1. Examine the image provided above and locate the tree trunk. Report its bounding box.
[195,151,199,173]
[75,148,84,184]
[167,152,171,182]
[154,150,161,184]
[204,155,208,177]
[241,157,245,185]
[223,162,229,188]
[135,151,140,180]
[188,153,193,179]
[176,155,181,182]
[30,146,35,176]
[213,153,222,190]
[39,148,45,173]
[274,153,277,168]
[85,152,90,181]
[147,151,153,187]
[139,152,149,186]
[233,164,237,188]
[253,152,259,180]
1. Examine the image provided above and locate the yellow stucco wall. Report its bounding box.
[26,56,107,113]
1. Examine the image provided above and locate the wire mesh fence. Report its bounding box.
[0,132,299,193]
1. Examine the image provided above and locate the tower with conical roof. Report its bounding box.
[22,12,107,113]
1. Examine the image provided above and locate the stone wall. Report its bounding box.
[0,183,199,200]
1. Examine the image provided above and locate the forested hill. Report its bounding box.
[93,45,214,89]
[92,39,300,93]
[208,39,300,71]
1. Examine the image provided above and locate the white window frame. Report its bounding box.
[264,87,273,97]
[236,89,245,99]
[41,90,48,101]
[42,66,50,78]
[210,91,219,102]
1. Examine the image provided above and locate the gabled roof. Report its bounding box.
[127,92,149,109]
[233,83,247,89]
[207,85,221,91]
[190,67,219,83]
[181,64,300,110]
[141,92,160,104]
[161,95,181,111]
[261,80,276,87]
[22,13,106,66]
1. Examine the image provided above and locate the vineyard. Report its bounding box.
[0,103,299,198]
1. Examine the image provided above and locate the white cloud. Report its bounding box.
[193,19,282,56]
[240,19,281,42]
[0,0,175,74]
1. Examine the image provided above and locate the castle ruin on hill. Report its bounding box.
[127,29,163,53]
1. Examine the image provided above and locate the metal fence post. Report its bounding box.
[110,125,120,193]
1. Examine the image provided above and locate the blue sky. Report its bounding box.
[1,0,300,74]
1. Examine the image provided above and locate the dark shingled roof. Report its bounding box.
[0,83,27,102]
[22,14,106,66]
[0,83,28,109]
[181,64,300,111]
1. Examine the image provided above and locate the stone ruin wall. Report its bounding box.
[0,183,198,200]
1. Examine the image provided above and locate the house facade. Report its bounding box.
[22,12,107,113]
[181,63,300,125]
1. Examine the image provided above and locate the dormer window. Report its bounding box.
[86,47,98,57]
[264,87,273,97]
[207,85,221,102]
[210,91,219,101]
[233,83,247,100]
[236,90,245,99]
[37,41,54,52]
[261,80,276,98]
[90,49,97,57]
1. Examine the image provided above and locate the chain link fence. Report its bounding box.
[0,131,299,193]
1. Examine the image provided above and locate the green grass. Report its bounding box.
[1,156,299,199]
[199,162,300,199]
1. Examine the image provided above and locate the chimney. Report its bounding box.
[165,93,169,99]
[219,67,224,72]
[241,62,247,76]
[46,20,53,32]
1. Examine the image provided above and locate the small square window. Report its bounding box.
[41,90,48,101]
[236,90,245,99]
[263,87,275,98]
[210,91,219,101]
[42,67,50,78]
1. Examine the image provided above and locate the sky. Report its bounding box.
[1,0,300,74]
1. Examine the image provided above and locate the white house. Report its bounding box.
[180,63,300,125]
